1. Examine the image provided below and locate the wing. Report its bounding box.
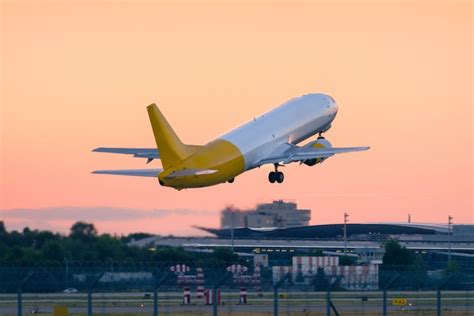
[92,169,162,177]
[256,145,370,166]
[93,148,160,162]
[164,169,218,178]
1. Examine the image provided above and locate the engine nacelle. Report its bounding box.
[303,137,332,166]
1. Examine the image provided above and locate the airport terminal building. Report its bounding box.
[220,200,311,229]
[129,201,474,272]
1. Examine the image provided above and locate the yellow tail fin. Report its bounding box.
[147,104,193,169]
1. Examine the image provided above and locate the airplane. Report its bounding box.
[92,93,369,190]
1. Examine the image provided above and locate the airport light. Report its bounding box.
[343,213,349,255]
[231,210,235,253]
[448,215,453,263]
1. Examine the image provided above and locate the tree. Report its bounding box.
[41,240,65,263]
[121,232,154,243]
[443,260,465,290]
[212,247,238,266]
[409,254,427,289]
[339,255,357,266]
[313,267,329,290]
[382,239,413,267]
[444,260,459,276]
[69,222,97,240]
[154,246,191,266]
[310,249,324,256]
[0,221,5,234]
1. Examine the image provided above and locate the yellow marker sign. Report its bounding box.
[53,306,68,316]
[392,298,408,306]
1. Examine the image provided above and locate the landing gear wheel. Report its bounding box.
[268,171,276,183]
[269,163,285,183]
[276,172,284,183]
[227,178,235,183]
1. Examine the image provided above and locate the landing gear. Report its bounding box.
[269,164,284,183]
[227,178,235,183]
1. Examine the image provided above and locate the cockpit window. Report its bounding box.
[328,96,335,103]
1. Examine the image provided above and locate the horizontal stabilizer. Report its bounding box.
[92,169,162,177]
[93,147,160,159]
[164,168,218,178]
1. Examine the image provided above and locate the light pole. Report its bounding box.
[343,213,349,255]
[231,210,235,253]
[448,215,453,263]
[64,258,69,289]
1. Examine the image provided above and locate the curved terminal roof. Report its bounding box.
[198,223,448,239]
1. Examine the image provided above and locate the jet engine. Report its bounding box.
[303,137,332,166]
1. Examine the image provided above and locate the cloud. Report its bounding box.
[0,206,216,222]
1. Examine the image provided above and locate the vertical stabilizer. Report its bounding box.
[147,104,189,169]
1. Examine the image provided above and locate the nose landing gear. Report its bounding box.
[269,164,284,183]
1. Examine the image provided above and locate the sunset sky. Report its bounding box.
[1,0,472,235]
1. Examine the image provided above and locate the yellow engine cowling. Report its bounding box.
[303,137,332,166]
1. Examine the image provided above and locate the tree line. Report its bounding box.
[0,220,462,274]
[0,221,241,267]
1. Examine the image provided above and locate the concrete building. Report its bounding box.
[272,256,379,290]
[220,200,311,229]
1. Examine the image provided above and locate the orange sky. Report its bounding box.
[1,0,472,235]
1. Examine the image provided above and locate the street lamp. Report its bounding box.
[448,215,453,263]
[231,210,235,253]
[343,213,349,255]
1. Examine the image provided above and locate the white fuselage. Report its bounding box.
[220,93,338,170]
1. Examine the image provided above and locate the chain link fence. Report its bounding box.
[0,264,473,315]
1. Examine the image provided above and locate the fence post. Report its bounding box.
[382,273,399,316]
[17,290,22,316]
[87,290,92,316]
[325,276,342,316]
[17,271,33,316]
[212,271,231,316]
[326,288,331,316]
[153,288,158,316]
[212,288,218,316]
[273,286,278,316]
[273,272,290,316]
[436,288,441,316]
[153,271,172,316]
[87,273,104,316]
[436,275,453,316]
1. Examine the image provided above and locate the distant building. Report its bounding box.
[220,200,311,229]
[272,256,379,290]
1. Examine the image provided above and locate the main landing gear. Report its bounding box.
[269,164,284,183]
